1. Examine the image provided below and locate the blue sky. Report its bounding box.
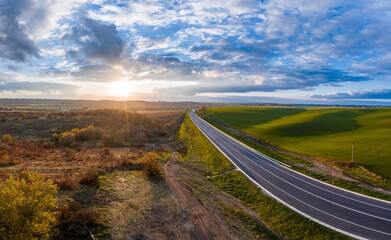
[0,0,391,104]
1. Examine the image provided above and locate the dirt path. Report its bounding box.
[98,151,276,239]
[164,156,238,240]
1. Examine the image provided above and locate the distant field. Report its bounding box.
[207,106,391,178]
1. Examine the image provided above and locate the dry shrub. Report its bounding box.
[59,132,75,147]
[79,169,100,186]
[0,170,10,181]
[0,151,10,164]
[140,152,162,178]
[101,147,112,156]
[1,134,12,144]
[75,126,103,141]
[56,200,100,239]
[54,177,78,190]
[334,160,355,168]
[101,134,124,147]
[55,126,103,147]
[0,151,21,166]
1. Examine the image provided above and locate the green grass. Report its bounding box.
[179,114,350,239]
[207,106,391,179]
[178,114,234,175]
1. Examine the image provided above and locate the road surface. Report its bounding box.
[189,111,391,240]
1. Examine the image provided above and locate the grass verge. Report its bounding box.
[205,107,391,188]
[201,112,391,201]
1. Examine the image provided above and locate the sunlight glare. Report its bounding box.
[110,80,134,97]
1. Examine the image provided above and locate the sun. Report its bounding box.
[109,81,134,97]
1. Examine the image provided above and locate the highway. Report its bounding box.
[189,111,391,240]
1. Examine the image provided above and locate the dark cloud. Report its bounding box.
[123,54,199,81]
[0,0,40,61]
[310,89,391,100]
[63,16,124,64]
[70,64,123,82]
[265,68,370,90]
[6,65,20,71]
[162,68,370,96]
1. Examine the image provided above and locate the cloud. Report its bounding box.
[310,89,391,100]
[6,65,20,71]
[70,64,124,82]
[62,16,124,64]
[0,81,79,95]
[1,0,391,103]
[0,0,40,61]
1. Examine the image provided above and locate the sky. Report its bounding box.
[0,0,391,105]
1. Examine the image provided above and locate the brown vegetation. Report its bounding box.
[140,152,162,178]
[0,107,188,239]
[55,200,101,239]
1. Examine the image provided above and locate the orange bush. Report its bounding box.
[53,177,78,190]
[79,169,100,186]
[140,152,162,178]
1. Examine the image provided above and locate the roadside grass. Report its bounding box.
[178,115,234,175]
[201,110,391,201]
[179,114,350,240]
[206,106,391,186]
[219,202,279,240]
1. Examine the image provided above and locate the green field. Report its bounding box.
[207,106,391,178]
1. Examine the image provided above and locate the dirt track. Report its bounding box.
[162,152,278,240]
[101,152,277,239]
[164,157,236,240]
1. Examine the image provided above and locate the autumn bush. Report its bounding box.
[79,169,100,186]
[58,132,75,147]
[54,126,103,146]
[0,172,57,240]
[53,177,78,190]
[0,150,21,166]
[1,134,12,144]
[140,152,162,178]
[74,125,103,141]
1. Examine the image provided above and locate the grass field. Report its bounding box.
[206,106,391,179]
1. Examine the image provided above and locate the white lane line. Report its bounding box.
[192,115,368,240]
[194,113,391,206]
[192,115,391,237]
[212,126,391,212]
[209,130,391,223]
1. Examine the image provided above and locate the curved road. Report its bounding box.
[189,111,391,240]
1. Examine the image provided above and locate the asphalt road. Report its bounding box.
[189,111,391,240]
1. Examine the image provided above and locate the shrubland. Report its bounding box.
[0,108,184,239]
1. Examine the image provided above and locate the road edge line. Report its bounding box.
[195,112,391,205]
[190,113,367,240]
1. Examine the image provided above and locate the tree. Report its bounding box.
[0,172,58,240]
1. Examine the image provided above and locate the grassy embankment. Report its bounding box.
[204,107,391,194]
[179,114,350,240]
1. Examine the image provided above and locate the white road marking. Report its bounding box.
[195,113,391,208]
[190,113,391,239]
[210,130,391,222]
